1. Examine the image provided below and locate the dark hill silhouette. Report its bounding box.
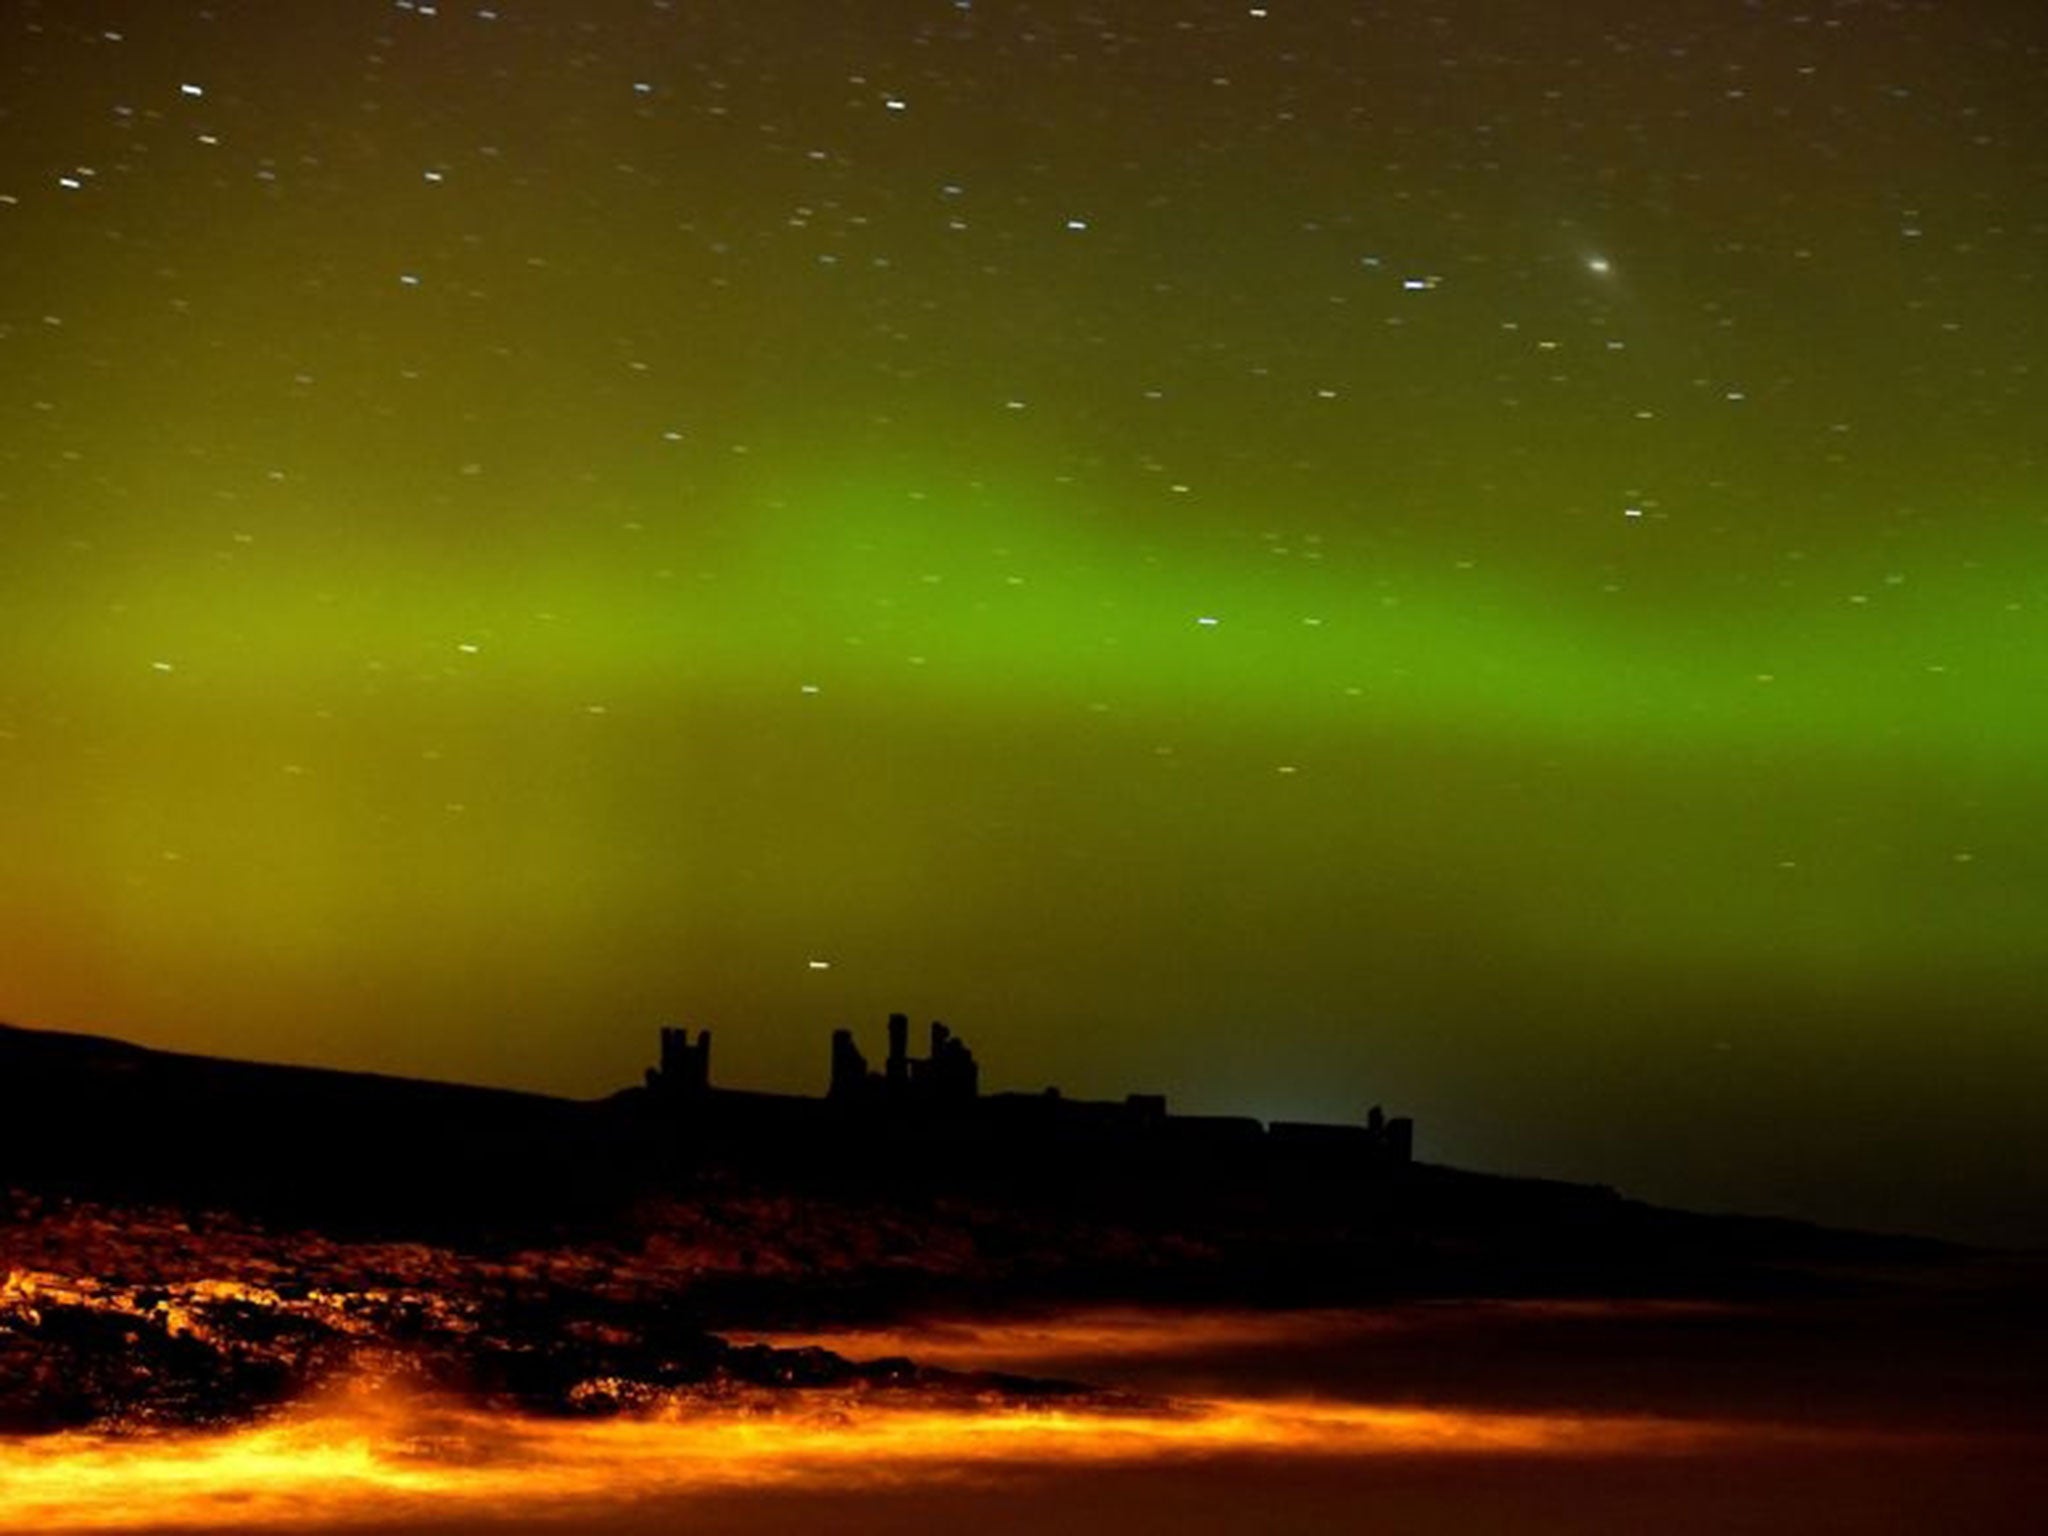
[0,1015,1949,1288]
[0,1019,624,1229]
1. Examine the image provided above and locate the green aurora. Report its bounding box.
[2,0,2044,1240]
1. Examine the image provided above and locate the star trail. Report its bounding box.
[2,0,2044,1242]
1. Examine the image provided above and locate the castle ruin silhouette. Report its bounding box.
[640,1012,1413,1178]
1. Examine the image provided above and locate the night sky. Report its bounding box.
[4,0,2045,1243]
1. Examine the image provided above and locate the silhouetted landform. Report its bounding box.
[0,1018,622,1228]
[1,1014,1949,1280]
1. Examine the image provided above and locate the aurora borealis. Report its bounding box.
[3,0,2045,1242]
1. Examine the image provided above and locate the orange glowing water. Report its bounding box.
[723,1299,1735,1370]
[0,1380,1774,1533]
[6,1302,1966,1534]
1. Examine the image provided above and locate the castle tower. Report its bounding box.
[829,1028,868,1100]
[1385,1116,1414,1164]
[886,1012,909,1088]
[646,1026,711,1097]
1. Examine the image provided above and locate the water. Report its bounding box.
[7,1287,2043,1534]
